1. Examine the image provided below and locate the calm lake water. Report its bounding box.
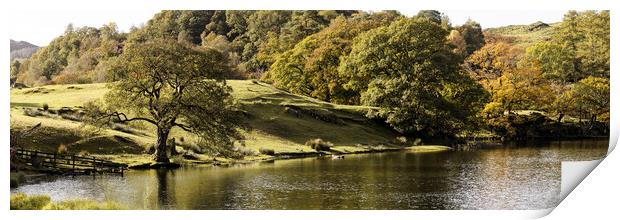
[11,139,609,210]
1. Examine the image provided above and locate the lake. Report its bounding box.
[11,138,609,210]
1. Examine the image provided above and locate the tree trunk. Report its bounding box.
[154,127,170,163]
[557,114,564,123]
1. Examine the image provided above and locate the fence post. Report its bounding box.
[92,157,96,178]
[72,155,75,177]
[33,151,38,168]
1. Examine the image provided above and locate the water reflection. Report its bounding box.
[156,169,170,209]
[11,139,608,210]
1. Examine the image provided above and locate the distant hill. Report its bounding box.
[484,21,558,47]
[10,39,39,61]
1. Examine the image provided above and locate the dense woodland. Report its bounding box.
[10,10,610,142]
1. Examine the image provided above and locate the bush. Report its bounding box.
[413,138,423,146]
[10,172,26,188]
[57,143,67,154]
[145,145,156,154]
[185,144,203,154]
[50,70,92,85]
[45,199,123,210]
[259,148,275,156]
[237,146,257,157]
[10,193,51,210]
[42,103,49,111]
[305,138,333,151]
[10,178,18,188]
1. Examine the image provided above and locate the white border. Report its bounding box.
[2,0,617,219]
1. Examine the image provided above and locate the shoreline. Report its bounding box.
[160,136,610,169]
[10,136,609,182]
[9,145,415,188]
[10,145,446,179]
[127,145,413,169]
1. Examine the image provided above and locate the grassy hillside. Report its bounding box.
[10,80,403,164]
[484,21,558,47]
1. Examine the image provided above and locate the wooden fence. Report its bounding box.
[13,148,128,176]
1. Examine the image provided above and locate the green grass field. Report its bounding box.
[10,80,405,164]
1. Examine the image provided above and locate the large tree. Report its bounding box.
[239,11,293,72]
[10,60,21,83]
[447,30,467,58]
[572,76,610,122]
[482,66,553,116]
[266,11,402,104]
[549,76,609,123]
[465,41,523,89]
[89,39,243,162]
[525,41,578,82]
[457,19,485,55]
[416,10,442,24]
[527,10,610,83]
[339,17,488,137]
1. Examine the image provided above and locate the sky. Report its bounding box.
[9,10,568,46]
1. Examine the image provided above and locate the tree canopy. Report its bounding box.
[570,76,610,122]
[19,23,124,85]
[463,10,610,138]
[457,19,485,55]
[526,10,609,83]
[339,17,487,136]
[265,11,403,104]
